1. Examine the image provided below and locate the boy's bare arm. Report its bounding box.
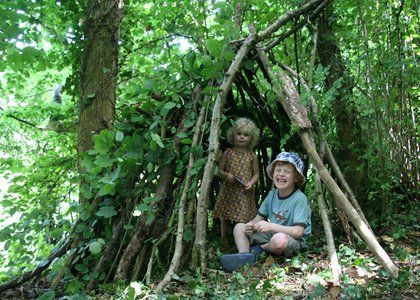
[244,214,265,235]
[253,221,305,240]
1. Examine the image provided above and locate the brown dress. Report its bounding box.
[213,148,257,223]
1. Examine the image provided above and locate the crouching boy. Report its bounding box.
[220,151,311,272]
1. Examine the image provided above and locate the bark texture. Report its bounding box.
[317,3,366,201]
[77,0,124,155]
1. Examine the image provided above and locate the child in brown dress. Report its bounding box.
[213,118,260,246]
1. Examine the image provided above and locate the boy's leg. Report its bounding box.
[233,223,251,253]
[265,232,301,257]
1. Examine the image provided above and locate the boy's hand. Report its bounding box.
[244,222,255,236]
[253,221,271,233]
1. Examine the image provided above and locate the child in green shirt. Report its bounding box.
[221,152,311,272]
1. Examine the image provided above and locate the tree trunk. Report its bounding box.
[77,0,124,156]
[113,164,175,281]
[316,3,366,202]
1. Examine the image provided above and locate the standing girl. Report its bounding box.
[213,118,260,245]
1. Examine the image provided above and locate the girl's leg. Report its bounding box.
[220,218,228,241]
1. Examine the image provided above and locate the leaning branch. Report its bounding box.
[155,87,209,292]
[258,50,399,278]
[193,0,325,271]
[0,106,42,130]
[277,61,371,229]
[263,0,328,52]
[0,239,70,293]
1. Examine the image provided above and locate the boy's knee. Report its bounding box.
[233,223,246,235]
[269,233,288,254]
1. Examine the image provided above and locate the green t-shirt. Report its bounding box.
[258,189,311,244]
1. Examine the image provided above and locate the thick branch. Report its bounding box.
[193,0,329,272]
[263,0,328,52]
[258,50,399,278]
[156,88,208,292]
[278,61,371,229]
[0,239,70,293]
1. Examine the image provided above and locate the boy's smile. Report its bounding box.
[273,163,298,195]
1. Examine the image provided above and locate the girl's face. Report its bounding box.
[272,162,299,192]
[234,130,252,148]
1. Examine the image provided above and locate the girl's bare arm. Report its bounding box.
[245,153,260,190]
[218,151,234,183]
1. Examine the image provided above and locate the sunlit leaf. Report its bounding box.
[95,206,117,218]
[89,241,102,254]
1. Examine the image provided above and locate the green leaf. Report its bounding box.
[92,131,115,154]
[65,279,84,294]
[80,210,91,221]
[127,287,136,300]
[151,133,165,148]
[94,154,113,168]
[1,200,13,207]
[76,223,86,233]
[221,45,235,62]
[99,183,115,196]
[116,131,124,141]
[36,291,56,300]
[186,52,196,71]
[144,79,156,91]
[184,120,195,128]
[183,228,193,242]
[89,241,102,254]
[143,197,155,204]
[164,102,177,110]
[176,132,188,139]
[205,39,224,58]
[146,214,155,225]
[95,206,117,218]
[181,138,192,144]
[137,203,150,212]
[50,227,63,239]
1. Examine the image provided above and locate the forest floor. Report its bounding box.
[161,229,419,299]
[1,227,418,299]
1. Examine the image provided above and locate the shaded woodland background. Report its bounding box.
[0,0,418,298]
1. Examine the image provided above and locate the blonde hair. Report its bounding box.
[226,117,260,149]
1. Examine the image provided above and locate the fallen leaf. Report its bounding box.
[263,256,277,267]
[381,235,394,242]
[329,286,340,299]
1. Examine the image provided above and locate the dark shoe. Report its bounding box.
[220,253,256,272]
[250,244,267,257]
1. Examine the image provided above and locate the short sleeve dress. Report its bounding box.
[213,148,257,223]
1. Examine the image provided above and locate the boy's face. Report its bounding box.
[272,162,299,191]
